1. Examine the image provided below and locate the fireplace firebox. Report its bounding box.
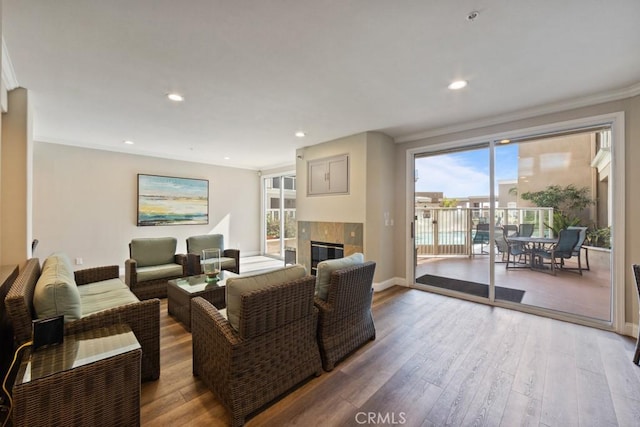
[310,241,344,276]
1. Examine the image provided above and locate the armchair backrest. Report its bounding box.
[238,275,316,340]
[518,223,534,237]
[129,237,177,267]
[326,261,376,315]
[555,228,580,256]
[503,224,518,236]
[186,234,224,255]
[567,226,588,254]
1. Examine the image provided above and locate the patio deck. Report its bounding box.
[416,249,611,321]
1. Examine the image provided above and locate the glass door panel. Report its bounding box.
[264,174,296,259]
[494,131,612,321]
[414,145,492,299]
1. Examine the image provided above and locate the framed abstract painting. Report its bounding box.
[137,174,209,226]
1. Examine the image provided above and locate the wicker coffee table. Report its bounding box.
[168,271,237,331]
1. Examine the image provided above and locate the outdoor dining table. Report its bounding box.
[506,236,558,271]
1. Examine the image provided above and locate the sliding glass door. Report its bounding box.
[263,174,296,259]
[413,127,613,323]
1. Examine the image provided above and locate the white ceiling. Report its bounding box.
[3,1,640,170]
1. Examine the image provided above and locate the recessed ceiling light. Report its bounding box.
[448,80,468,90]
[223,156,230,160]
[167,93,184,102]
[295,131,306,138]
[123,140,134,145]
[499,139,511,144]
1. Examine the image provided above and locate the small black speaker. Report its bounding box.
[32,315,64,350]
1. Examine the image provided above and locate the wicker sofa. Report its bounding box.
[191,265,322,426]
[5,256,160,381]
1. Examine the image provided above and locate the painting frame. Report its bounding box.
[137,173,209,226]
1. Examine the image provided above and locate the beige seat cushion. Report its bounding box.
[315,253,364,300]
[136,263,184,282]
[225,265,307,330]
[78,278,139,316]
[33,253,82,322]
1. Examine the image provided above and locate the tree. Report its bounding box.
[520,184,592,214]
[441,198,458,208]
[520,184,593,236]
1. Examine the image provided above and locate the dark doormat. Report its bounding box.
[416,274,525,303]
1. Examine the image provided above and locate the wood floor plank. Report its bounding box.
[140,287,640,426]
[540,351,579,426]
[499,391,541,427]
[576,368,618,427]
[511,315,551,399]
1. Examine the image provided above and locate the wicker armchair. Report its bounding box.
[186,234,240,275]
[633,264,640,365]
[5,258,160,381]
[191,275,322,426]
[125,237,188,299]
[314,261,376,371]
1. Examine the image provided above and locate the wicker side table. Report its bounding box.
[12,324,141,427]
[168,271,236,331]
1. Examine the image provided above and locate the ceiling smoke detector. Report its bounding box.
[467,11,479,21]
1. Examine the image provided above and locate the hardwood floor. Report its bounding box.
[141,286,640,426]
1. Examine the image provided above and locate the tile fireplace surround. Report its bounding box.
[297,221,363,274]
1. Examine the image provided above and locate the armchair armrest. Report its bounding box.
[191,297,242,382]
[124,258,138,287]
[64,298,161,381]
[186,253,202,276]
[223,249,240,274]
[175,253,189,275]
[74,265,120,285]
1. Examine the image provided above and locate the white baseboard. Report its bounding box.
[624,321,639,338]
[373,277,408,292]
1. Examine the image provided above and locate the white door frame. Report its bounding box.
[405,111,626,333]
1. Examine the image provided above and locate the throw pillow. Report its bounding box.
[315,252,364,300]
[33,253,82,322]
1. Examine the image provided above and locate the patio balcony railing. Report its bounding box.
[415,207,554,256]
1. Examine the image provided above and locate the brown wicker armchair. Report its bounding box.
[314,261,376,371]
[125,237,188,299]
[191,274,322,426]
[633,264,640,365]
[186,234,240,275]
[6,258,160,381]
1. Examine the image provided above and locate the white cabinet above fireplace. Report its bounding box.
[307,154,349,196]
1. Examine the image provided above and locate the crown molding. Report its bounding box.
[2,37,19,90]
[395,82,640,144]
[1,37,20,112]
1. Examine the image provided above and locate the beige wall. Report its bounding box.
[296,131,396,284]
[365,132,396,282]
[517,133,596,224]
[394,95,640,329]
[1,88,31,267]
[33,142,262,270]
[296,132,367,223]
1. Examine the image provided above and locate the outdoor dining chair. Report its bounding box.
[531,228,581,275]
